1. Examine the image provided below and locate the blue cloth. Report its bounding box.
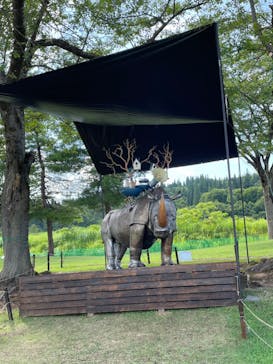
[121,184,151,197]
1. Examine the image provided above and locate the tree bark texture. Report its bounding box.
[0,104,34,282]
[262,184,273,239]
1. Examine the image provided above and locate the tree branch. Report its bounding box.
[147,0,208,43]
[8,0,27,81]
[248,0,273,58]
[23,0,49,76]
[34,38,98,59]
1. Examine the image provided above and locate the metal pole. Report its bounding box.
[60,251,63,268]
[174,247,180,264]
[47,252,50,272]
[4,288,13,321]
[32,254,36,270]
[100,174,107,270]
[215,23,246,338]
[147,249,151,264]
[237,157,250,263]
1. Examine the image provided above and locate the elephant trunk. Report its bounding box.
[158,193,167,227]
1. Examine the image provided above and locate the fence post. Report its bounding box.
[4,288,13,321]
[60,251,63,268]
[238,299,247,339]
[32,254,36,270]
[47,252,50,272]
[174,247,180,264]
[146,249,151,264]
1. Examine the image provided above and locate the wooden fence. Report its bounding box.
[19,262,237,317]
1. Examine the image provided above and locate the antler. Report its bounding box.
[101,139,137,173]
[139,145,158,165]
[149,143,173,169]
[139,143,173,169]
[159,143,173,168]
[101,139,173,173]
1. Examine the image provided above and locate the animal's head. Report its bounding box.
[148,187,177,238]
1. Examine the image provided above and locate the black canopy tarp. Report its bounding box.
[0,23,237,174]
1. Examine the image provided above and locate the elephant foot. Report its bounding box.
[161,260,174,266]
[106,263,116,270]
[128,260,146,268]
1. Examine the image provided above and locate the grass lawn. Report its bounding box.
[1,240,273,363]
[0,288,273,363]
[0,238,270,274]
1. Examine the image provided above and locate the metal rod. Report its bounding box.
[4,288,13,321]
[47,252,50,272]
[32,254,36,270]
[60,251,63,268]
[147,249,151,264]
[237,157,250,263]
[174,247,179,264]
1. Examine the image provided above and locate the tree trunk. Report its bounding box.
[0,104,34,283]
[262,183,273,239]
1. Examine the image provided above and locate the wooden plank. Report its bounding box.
[88,284,236,299]
[88,276,235,292]
[19,271,102,284]
[20,299,87,311]
[20,279,92,291]
[20,306,87,317]
[88,291,236,307]
[19,286,87,298]
[85,270,235,287]
[20,293,86,304]
[88,298,236,313]
[19,262,236,285]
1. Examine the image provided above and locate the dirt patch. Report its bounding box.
[243,258,273,288]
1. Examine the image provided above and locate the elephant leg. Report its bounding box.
[161,234,174,265]
[114,243,127,269]
[104,238,116,270]
[128,224,146,268]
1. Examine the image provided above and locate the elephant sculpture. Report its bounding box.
[101,186,177,269]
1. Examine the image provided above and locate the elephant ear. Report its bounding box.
[158,193,167,227]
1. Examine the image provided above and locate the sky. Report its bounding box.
[167,157,255,183]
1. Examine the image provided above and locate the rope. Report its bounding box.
[241,300,273,330]
[0,302,9,313]
[245,319,273,351]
